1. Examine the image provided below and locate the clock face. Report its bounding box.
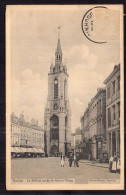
[54,80,58,84]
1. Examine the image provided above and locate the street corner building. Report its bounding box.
[104,64,120,157]
[44,37,71,157]
[11,112,45,158]
[81,88,107,160]
[80,64,120,161]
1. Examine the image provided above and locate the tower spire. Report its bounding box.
[56,26,62,54]
[55,27,62,69]
[56,38,62,54]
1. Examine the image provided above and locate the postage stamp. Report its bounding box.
[6,5,124,190]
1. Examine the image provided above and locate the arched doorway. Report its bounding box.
[50,145,58,156]
[50,115,59,156]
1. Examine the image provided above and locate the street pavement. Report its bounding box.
[11,157,120,184]
[79,159,109,168]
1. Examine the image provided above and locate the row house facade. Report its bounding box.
[11,112,44,154]
[81,88,106,160]
[104,64,120,157]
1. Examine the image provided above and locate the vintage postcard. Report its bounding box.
[6,5,124,190]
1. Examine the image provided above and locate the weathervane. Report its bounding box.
[58,26,62,38]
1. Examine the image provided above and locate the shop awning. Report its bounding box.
[21,147,27,153]
[36,148,41,153]
[12,147,24,153]
[33,148,44,153]
[27,148,35,153]
[33,148,39,153]
[14,147,21,153]
[11,147,17,153]
[38,149,45,153]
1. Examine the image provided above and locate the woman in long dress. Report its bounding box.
[61,156,64,167]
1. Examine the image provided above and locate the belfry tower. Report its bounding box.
[44,37,71,156]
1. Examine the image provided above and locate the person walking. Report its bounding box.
[109,154,114,172]
[61,155,65,167]
[76,154,79,167]
[69,154,73,167]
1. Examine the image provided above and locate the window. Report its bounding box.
[107,86,110,99]
[117,102,120,119]
[117,76,120,91]
[113,105,116,120]
[64,80,67,100]
[53,103,58,110]
[53,117,58,126]
[98,118,101,134]
[99,99,101,114]
[108,107,111,127]
[54,79,58,99]
[112,80,115,95]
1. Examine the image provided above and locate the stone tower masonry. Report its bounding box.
[44,37,71,156]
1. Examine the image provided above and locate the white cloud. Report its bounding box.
[11,69,48,126]
[66,45,105,131]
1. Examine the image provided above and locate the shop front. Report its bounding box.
[108,129,120,157]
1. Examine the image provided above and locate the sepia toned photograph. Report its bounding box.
[6,5,124,190]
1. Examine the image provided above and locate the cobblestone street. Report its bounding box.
[11,157,120,184]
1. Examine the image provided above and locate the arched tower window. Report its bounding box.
[50,115,59,142]
[64,79,67,100]
[54,79,58,99]
[53,103,58,110]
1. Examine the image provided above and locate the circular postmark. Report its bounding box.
[82,6,108,44]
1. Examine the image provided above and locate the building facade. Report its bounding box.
[75,128,82,146]
[81,88,106,159]
[44,37,71,156]
[11,112,44,156]
[71,133,75,148]
[104,64,120,157]
[71,133,75,154]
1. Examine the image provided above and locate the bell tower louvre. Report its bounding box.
[44,37,71,157]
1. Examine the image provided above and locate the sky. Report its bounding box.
[9,5,120,132]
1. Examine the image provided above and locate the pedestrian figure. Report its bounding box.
[69,154,73,167]
[76,154,79,167]
[61,156,64,167]
[112,152,117,172]
[74,154,76,167]
[60,152,62,159]
[109,154,114,172]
